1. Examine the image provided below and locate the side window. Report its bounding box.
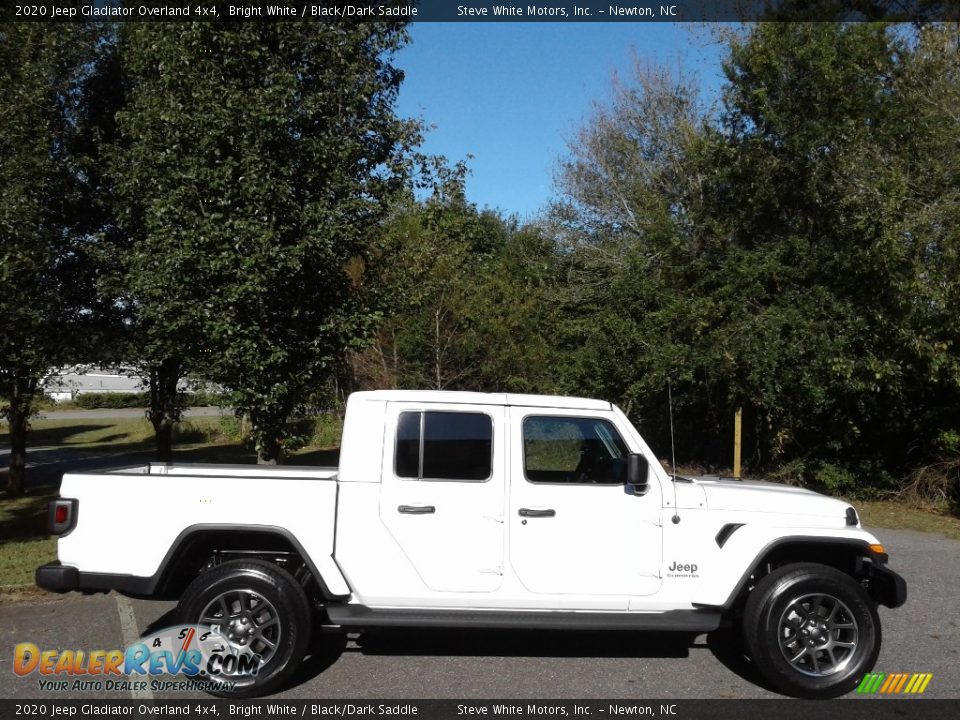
[523,416,628,485]
[395,412,421,478]
[394,411,493,481]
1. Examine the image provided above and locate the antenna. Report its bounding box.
[668,378,681,524]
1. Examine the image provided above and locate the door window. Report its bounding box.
[394,411,493,481]
[523,416,628,484]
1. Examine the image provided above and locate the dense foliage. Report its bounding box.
[0,25,117,494]
[2,21,958,506]
[106,22,418,462]
[359,24,960,502]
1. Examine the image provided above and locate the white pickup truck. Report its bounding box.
[37,390,905,698]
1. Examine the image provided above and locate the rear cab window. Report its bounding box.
[395,411,493,481]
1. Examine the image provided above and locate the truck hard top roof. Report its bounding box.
[350,390,612,412]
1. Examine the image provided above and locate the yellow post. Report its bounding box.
[733,408,742,479]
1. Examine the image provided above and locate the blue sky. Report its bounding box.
[395,23,729,221]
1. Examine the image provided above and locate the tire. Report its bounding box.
[742,562,881,698]
[177,559,312,698]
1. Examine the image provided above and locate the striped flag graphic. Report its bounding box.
[857,672,933,694]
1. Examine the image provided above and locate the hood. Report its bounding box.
[693,476,853,519]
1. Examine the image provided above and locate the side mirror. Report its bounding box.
[626,453,649,492]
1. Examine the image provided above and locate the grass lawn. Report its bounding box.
[0,491,58,598]
[0,416,224,452]
[857,500,960,540]
[0,538,56,597]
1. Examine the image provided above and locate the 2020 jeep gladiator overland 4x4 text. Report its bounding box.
[37,390,906,698]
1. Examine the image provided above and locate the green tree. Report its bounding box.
[696,23,960,485]
[352,159,560,395]
[551,23,960,490]
[356,177,501,390]
[0,24,106,495]
[549,62,716,454]
[109,23,419,463]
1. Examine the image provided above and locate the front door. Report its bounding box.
[379,402,506,593]
[508,408,662,599]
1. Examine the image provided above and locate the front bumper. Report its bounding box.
[866,563,908,608]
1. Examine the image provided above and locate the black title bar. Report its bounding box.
[3,0,959,22]
[1,700,959,719]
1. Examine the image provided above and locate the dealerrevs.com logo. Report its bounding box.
[13,625,262,693]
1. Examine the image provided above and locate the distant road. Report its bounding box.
[35,406,230,421]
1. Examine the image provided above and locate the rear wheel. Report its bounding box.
[177,559,311,697]
[742,562,881,698]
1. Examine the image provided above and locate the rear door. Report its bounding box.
[507,407,662,600]
[379,402,506,594]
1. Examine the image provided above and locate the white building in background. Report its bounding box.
[42,366,218,402]
[42,366,145,401]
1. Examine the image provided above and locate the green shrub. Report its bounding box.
[277,417,315,454]
[935,430,960,455]
[75,392,149,409]
[311,414,343,448]
[210,413,341,452]
[184,390,230,407]
[172,421,215,444]
[813,463,858,496]
[767,459,807,487]
[218,415,245,442]
[71,390,228,410]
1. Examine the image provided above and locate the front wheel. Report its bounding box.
[742,562,881,698]
[177,559,312,697]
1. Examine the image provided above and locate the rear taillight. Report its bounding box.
[48,499,78,536]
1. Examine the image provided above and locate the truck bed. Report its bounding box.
[55,462,342,587]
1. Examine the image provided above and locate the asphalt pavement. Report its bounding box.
[34,406,229,421]
[0,528,956,701]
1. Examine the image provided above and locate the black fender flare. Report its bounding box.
[697,535,905,610]
[41,524,351,601]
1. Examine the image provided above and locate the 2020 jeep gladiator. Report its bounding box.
[37,390,906,698]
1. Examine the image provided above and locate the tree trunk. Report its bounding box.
[153,417,174,462]
[250,408,286,466]
[147,358,182,463]
[3,372,38,497]
[6,407,29,497]
[434,306,442,390]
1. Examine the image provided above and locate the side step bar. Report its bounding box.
[325,605,722,632]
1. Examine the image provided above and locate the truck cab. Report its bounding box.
[336,391,664,607]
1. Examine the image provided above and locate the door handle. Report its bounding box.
[398,504,436,514]
[518,508,556,518]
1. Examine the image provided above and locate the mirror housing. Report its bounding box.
[626,453,649,492]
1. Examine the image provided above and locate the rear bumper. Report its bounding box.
[35,562,79,593]
[35,562,154,596]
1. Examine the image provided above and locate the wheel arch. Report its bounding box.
[142,524,350,602]
[704,536,893,613]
